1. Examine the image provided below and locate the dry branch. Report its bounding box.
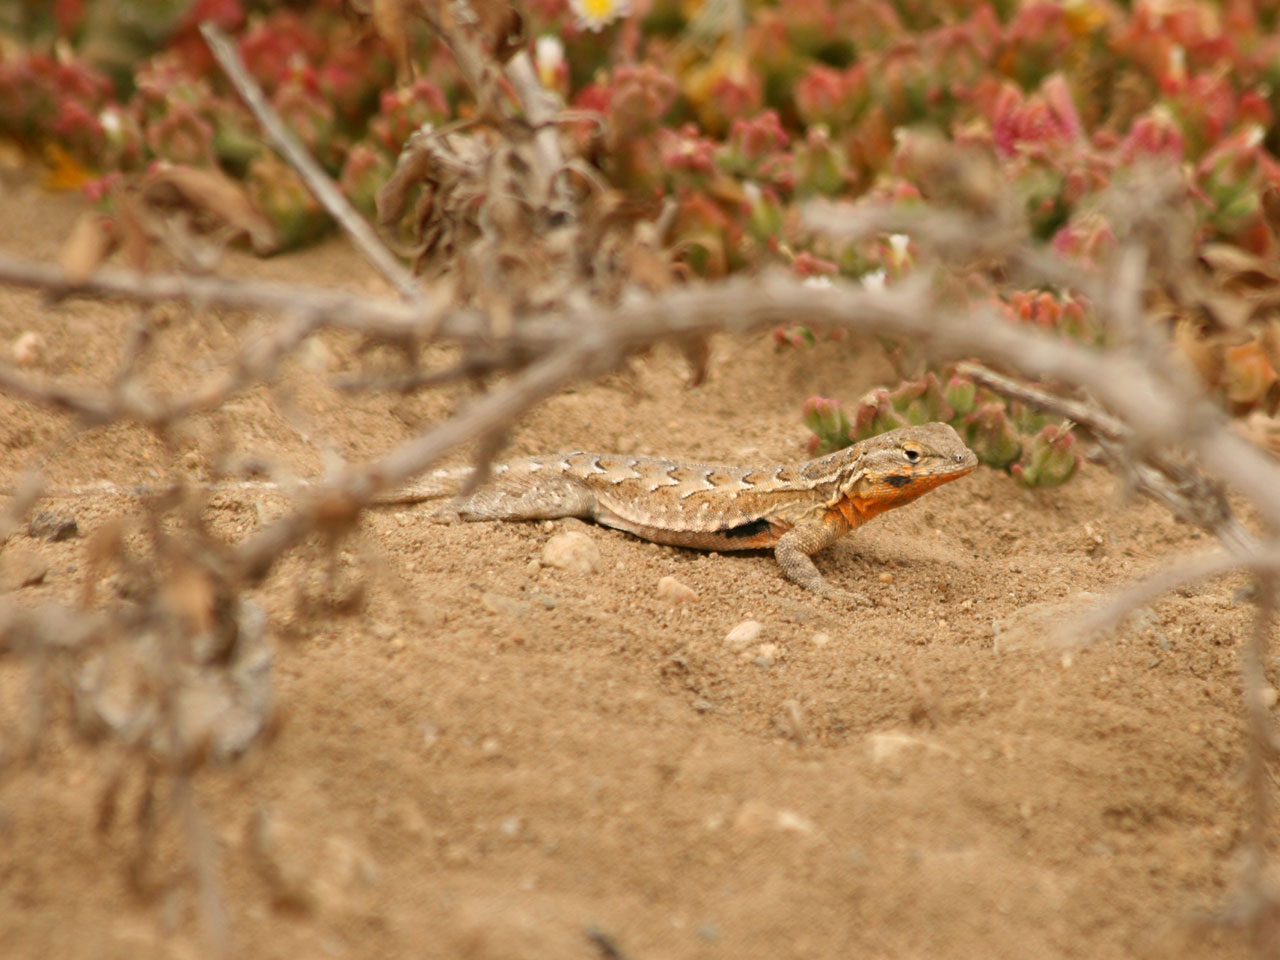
[234,339,603,580]
[199,23,426,304]
[956,362,1254,553]
[2,17,1279,949]
[7,239,1280,555]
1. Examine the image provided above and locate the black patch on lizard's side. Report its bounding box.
[883,474,913,488]
[720,517,773,539]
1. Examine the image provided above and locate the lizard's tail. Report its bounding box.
[368,466,471,505]
[1,463,521,507]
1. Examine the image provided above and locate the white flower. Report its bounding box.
[860,270,887,291]
[888,233,911,266]
[535,35,564,88]
[802,275,834,289]
[570,0,630,32]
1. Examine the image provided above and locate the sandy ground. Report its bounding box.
[0,175,1271,959]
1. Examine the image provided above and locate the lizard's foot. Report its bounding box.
[426,501,464,524]
[817,585,872,607]
[775,523,871,606]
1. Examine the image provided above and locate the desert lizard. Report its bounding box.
[13,422,978,602]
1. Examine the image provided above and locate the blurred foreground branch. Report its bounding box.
[1,13,1278,953]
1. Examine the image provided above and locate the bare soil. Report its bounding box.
[0,176,1270,959]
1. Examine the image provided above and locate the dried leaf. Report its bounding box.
[112,188,151,271]
[474,0,525,62]
[1223,338,1277,407]
[1200,242,1278,289]
[626,243,674,293]
[1261,184,1280,246]
[1234,411,1280,458]
[59,211,117,285]
[163,562,217,636]
[677,335,711,387]
[371,0,417,85]
[1196,289,1254,330]
[41,143,93,191]
[143,163,279,255]
[1172,318,1221,386]
[1262,319,1280,382]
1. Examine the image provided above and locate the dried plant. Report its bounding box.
[2,2,1280,956]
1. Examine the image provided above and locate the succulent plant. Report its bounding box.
[805,369,1081,487]
[3,0,1280,467]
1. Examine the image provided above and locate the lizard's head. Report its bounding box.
[837,422,978,520]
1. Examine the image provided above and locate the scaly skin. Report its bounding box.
[388,421,978,601]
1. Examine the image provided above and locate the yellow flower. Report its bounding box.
[570,0,630,32]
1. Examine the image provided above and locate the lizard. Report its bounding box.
[13,422,977,602]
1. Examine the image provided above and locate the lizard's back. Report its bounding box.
[402,451,831,550]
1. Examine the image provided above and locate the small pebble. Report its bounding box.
[499,816,522,837]
[301,337,340,372]
[27,510,78,542]
[867,731,933,764]
[811,632,831,647]
[481,591,533,619]
[11,330,45,366]
[724,619,763,647]
[421,723,441,748]
[541,531,600,575]
[656,575,698,603]
[878,571,894,585]
[755,642,780,666]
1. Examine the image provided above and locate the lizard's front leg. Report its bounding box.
[774,510,869,604]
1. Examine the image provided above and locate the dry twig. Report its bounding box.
[2,15,1278,954]
[199,23,426,304]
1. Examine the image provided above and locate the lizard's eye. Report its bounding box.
[903,446,921,463]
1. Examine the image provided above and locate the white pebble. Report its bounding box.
[541,531,600,575]
[301,337,340,372]
[12,331,45,366]
[656,575,698,603]
[724,619,763,647]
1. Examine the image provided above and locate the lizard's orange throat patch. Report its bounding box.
[841,466,975,524]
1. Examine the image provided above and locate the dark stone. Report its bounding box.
[27,510,79,542]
